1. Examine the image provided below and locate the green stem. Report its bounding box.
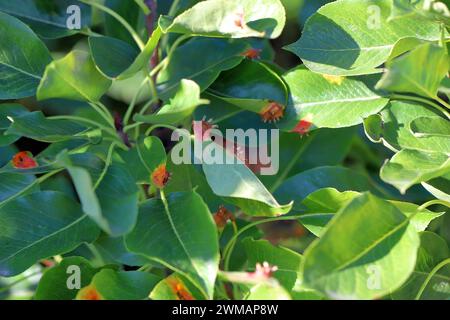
[86,243,106,267]
[124,77,150,125]
[269,132,316,193]
[123,122,144,133]
[0,271,42,294]
[161,0,182,52]
[222,215,304,271]
[391,94,450,119]
[88,102,115,128]
[79,0,145,50]
[93,142,116,190]
[134,0,150,14]
[145,124,180,136]
[212,109,245,124]
[415,258,450,300]
[154,34,191,75]
[418,199,450,211]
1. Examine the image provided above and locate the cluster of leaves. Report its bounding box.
[0,0,449,300]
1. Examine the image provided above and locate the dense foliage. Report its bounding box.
[0,0,449,300]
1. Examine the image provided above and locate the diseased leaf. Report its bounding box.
[278,67,389,131]
[243,238,302,291]
[83,269,161,300]
[160,0,286,39]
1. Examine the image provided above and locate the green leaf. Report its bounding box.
[0,12,52,99]
[209,60,288,114]
[85,269,161,300]
[246,282,291,300]
[157,38,248,99]
[89,36,140,79]
[302,193,420,300]
[126,191,219,299]
[410,116,450,138]
[150,273,205,300]
[0,191,100,277]
[243,238,302,291]
[91,26,162,81]
[104,0,141,46]
[135,80,209,125]
[363,101,450,154]
[202,144,293,217]
[160,0,286,39]
[95,163,139,236]
[95,235,149,267]
[35,257,99,300]
[286,0,443,75]
[377,43,449,99]
[118,27,162,80]
[380,149,450,194]
[6,111,88,143]
[0,173,36,204]
[274,166,379,211]
[122,135,168,189]
[0,104,28,146]
[278,67,389,131]
[422,174,450,202]
[0,0,91,38]
[299,188,444,237]
[37,50,112,102]
[392,232,450,300]
[136,135,167,176]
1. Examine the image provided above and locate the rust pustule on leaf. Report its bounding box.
[12,151,38,169]
[151,164,170,188]
[260,102,285,123]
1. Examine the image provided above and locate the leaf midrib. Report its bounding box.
[160,196,206,294]
[0,61,42,80]
[0,214,89,265]
[310,215,412,284]
[297,96,383,108]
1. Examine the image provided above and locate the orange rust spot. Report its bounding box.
[151,164,170,189]
[241,48,262,59]
[77,285,103,300]
[213,205,235,230]
[292,119,313,136]
[168,278,195,300]
[260,102,285,123]
[12,151,38,169]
